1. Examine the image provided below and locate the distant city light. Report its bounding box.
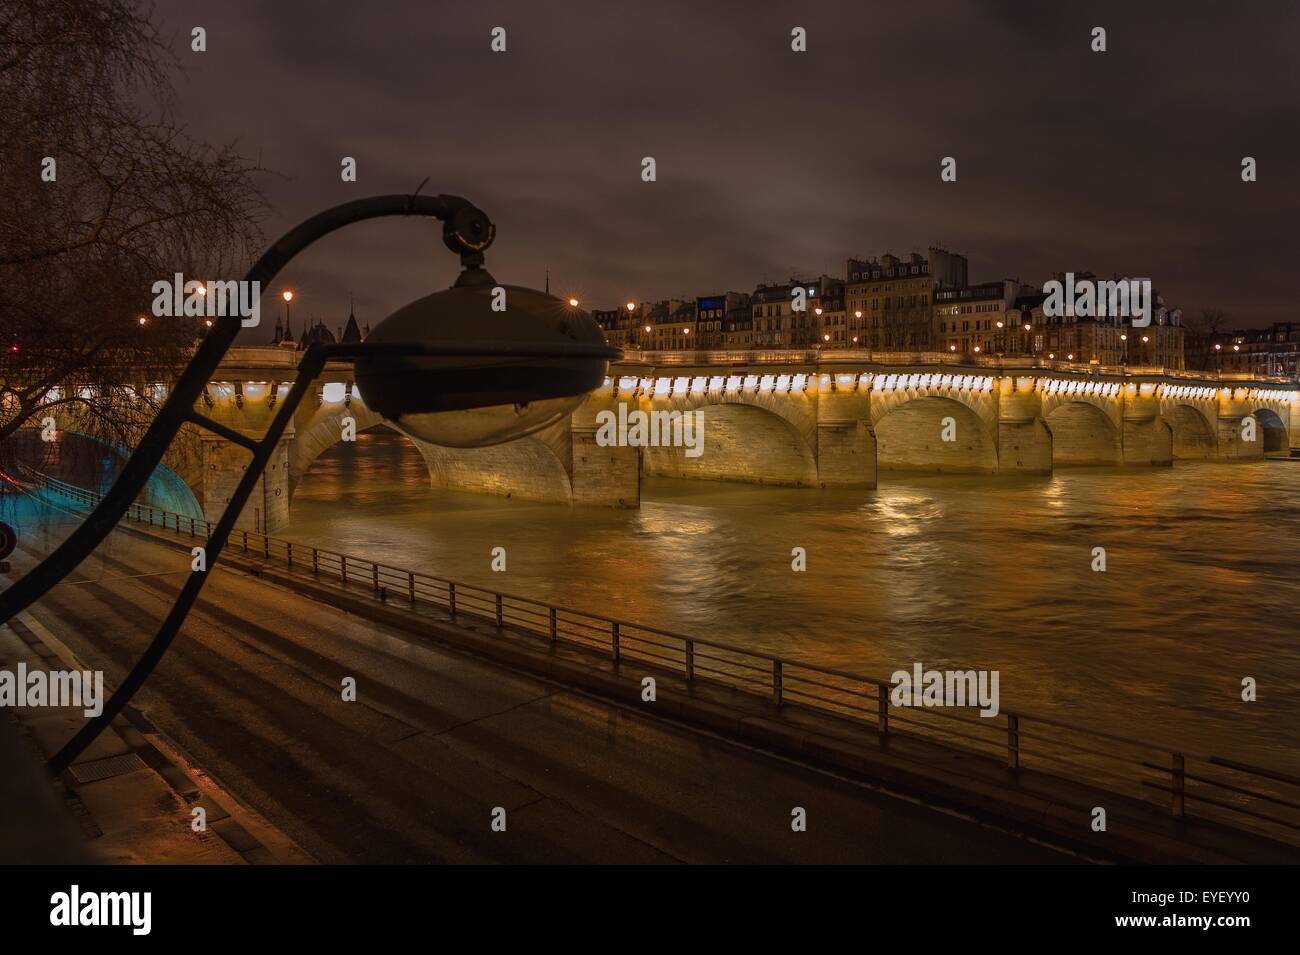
[282,290,294,303]
[137,316,147,326]
[1023,323,1031,331]
[625,302,635,311]
[823,334,830,341]
[854,310,862,318]
[644,325,651,333]
[1142,335,1150,343]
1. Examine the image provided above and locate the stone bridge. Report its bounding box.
[25,347,1299,531]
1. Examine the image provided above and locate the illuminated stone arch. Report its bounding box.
[1251,406,1289,453]
[291,397,575,504]
[872,394,998,474]
[603,374,820,486]
[869,373,998,431]
[1042,401,1121,466]
[290,400,386,495]
[407,427,574,502]
[1158,402,1218,460]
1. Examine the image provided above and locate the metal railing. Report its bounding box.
[21,466,1300,849]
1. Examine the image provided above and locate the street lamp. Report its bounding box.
[282,289,294,333]
[4,191,619,773]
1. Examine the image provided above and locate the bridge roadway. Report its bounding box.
[4,502,1071,864]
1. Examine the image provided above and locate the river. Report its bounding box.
[281,431,1300,769]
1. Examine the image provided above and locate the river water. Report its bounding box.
[288,430,1300,769]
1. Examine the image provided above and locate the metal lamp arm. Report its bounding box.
[1,193,493,625]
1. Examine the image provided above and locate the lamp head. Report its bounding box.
[355,273,611,448]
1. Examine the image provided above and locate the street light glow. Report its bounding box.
[568,297,579,307]
[625,302,635,311]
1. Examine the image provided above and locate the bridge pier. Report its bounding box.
[1120,418,1173,466]
[201,430,293,534]
[816,421,877,488]
[997,381,1052,475]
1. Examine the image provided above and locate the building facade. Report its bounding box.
[846,248,967,350]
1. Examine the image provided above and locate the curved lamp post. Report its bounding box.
[0,191,620,772]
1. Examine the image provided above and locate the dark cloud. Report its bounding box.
[159,0,1300,339]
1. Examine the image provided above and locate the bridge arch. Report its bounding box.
[1160,403,1218,460]
[292,399,575,505]
[638,399,818,486]
[1043,401,1121,466]
[408,431,573,501]
[1252,407,1289,453]
[873,395,997,474]
[290,402,386,496]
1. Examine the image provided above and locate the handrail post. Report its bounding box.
[340,554,347,584]
[407,572,415,603]
[189,516,195,538]
[685,640,694,681]
[549,607,557,642]
[286,542,292,569]
[1007,713,1020,770]
[495,593,503,628]
[1172,752,1185,818]
[772,659,783,706]
[448,581,457,618]
[263,534,269,559]
[241,529,247,553]
[611,621,620,662]
[372,563,379,594]
[312,547,318,575]
[877,684,889,737]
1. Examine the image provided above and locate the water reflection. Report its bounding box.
[290,430,1300,769]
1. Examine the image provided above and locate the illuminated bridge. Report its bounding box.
[25,347,1300,531]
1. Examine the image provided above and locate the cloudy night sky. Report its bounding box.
[156,0,1300,340]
